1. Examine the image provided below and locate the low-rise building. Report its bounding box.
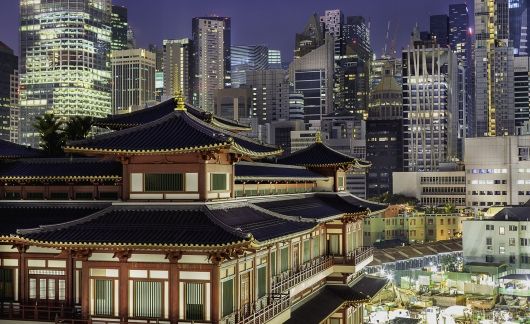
[463,206,530,270]
[393,168,466,208]
[465,136,530,209]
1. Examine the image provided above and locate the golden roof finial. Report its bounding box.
[315,130,322,143]
[175,92,186,111]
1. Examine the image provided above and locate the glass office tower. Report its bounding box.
[19,0,112,146]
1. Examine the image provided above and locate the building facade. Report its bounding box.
[430,14,450,48]
[514,55,530,135]
[402,35,458,171]
[230,45,269,88]
[465,135,530,209]
[474,0,515,136]
[111,5,128,51]
[393,170,466,208]
[0,42,18,142]
[245,69,289,124]
[463,207,530,269]
[163,38,193,101]
[111,49,156,114]
[19,0,112,147]
[192,17,231,111]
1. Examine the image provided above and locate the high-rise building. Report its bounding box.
[370,56,402,90]
[366,63,403,197]
[430,14,450,48]
[192,17,231,111]
[0,42,18,142]
[230,45,269,88]
[320,9,344,55]
[214,87,251,121]
[289,91,304,121]
[290,35,335,122]
[127,25,136,49]
[474,0,515,136]
[148,44,164,101]
[111,5,128,51]
[514,56,530,134]
[509,0,530,56]
[268,49,282,68]
[163,39,193,101]
[245,69,290,124]
[295,14,325,58]
[342,16,371,58]
[449,4,472,155]
[402,31,458,172]
[335,16,372,117]
[111,49,156,114]
[19,0,112,147]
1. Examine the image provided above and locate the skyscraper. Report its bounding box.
[320,9,344,55]
[192,17,231,111]
[245,69,290,124]
[290,35,335,122]
[402,31,458,172]
[19,0,112,147]
[295,14,325,58]
[111,5,128,51]
[449,4,472,150]
[509,0,529,56]
[336,16,372,117]
[430,14,450,48]
[163,38,193,100]
[230,45,269,88]
[474,0,515,136]
[514,56,530,134]
[268,49,282,68]
[0,42,18,142]
[111,49,156,114]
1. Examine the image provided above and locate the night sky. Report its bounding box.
[0,0,473,60]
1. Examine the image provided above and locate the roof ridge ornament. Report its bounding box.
[175,93,186,111]
[315,130,322,144]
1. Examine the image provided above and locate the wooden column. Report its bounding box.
[16,245,28,304]
[64,250,74,306]
[121,157,130,201]
[199,157,210,201]
[114,250,131,320]
[211,261,221,324]
[166,252,182,324]
[342,221,348,257]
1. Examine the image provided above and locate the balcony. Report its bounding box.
[271,256,333,294]
[221,293,290,324]
[0,302,78,322]
[332,246,374,273]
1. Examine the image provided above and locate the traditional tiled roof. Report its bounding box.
[208,205,317,243]
[277,141,371,168]
[0,139,42,159]
[0,158,122,181]
[349,275,389,299]
[286,285,368,324]
[253,193,369,221]
[235,161,328,182]
[16,206,249,249]
[66,109,282,158]
[340,195,387,213]
[0,202,109,236]
[94,98,251,132]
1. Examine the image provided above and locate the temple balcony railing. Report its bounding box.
[332,246,374,273]
[0,301,79,322]
[220,293,290,324]
[271,256,333,294]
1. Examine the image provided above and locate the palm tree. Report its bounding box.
[33,113,65,155]
[64,116,94,141]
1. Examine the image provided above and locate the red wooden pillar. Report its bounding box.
[166,252,181,324]
[81,260,90,318]
[114,251,131,320]
[16,245,28,304]
[211,262,221,324]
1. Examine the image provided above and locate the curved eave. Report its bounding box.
[0,175,122,182]
[8,236,252,251]
[211,119,252,132]
[64,142,282,158]
[293,161,372,168]
[252,224,321,247]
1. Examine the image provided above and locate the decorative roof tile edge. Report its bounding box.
[0,175,122,181]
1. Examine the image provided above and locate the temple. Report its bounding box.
[0,98,387,324]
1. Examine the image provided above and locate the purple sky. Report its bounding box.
[0,0,472,60]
